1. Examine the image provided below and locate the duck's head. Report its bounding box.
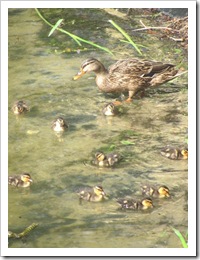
[73,58,105,80]
[55,117,67,127]
[158,185,170,198]
[52,117,68,132]
[103,103,116,116]
[95,152,107,162]
[141,198,153,209]
[181,148,188,159]
[93,185,105,196]
[12,101,28,115]
[21,173,33,183]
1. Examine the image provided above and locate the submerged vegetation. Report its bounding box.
[35,8,142,56]
[35,8,113,55]
[8,223,38,239]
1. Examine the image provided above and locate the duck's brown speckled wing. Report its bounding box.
[105,59,148,93]
[108,59,174,77]
[106,59,176,94]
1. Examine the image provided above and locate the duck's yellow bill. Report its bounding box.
[73,69,85,80]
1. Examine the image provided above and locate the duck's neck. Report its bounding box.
[95,69,109,91]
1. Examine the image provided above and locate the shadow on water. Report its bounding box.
[8,8,188,248]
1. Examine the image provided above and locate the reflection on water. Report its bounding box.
[8,9,188,248]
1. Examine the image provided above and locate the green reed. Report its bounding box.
[109,20,142,55]
[172,227,188,248]
[35,9,113,55]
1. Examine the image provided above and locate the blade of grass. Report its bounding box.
[35,8,82,46]
[109,19,142,55]
[171,227,188,248]
[120,140,135,145]
[35,9,113,55]
[48,19,64,37]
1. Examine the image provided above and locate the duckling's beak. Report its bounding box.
[73,68,85,80]
[103,192,109,200]
[29,179,33,182]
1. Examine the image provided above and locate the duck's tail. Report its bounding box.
[150,70,187,87]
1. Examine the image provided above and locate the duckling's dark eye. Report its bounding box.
[96,186,103,191]
[146,199,152,203]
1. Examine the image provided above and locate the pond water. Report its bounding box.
[8,8,188,249]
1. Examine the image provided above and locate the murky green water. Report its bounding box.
[8,8,188,248]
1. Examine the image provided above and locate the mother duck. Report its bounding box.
[73,58,186,102]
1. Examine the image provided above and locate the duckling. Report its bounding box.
[107,153,121,166]
[102,102,117,116]
[77,185,107,202]
[92,152,110,167]
[51,117,68,132]
[117,197,153,210]
[92,152,120,167]
[161,146,188,160]
[141,185,170,198]
[8,173,33,188]
[12,100,29,115]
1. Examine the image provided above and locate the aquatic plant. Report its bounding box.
[35,9,144,56]
[109,19,142,55]
[172,227,188,248]
[35,9,113,55]
[8,223,38,239]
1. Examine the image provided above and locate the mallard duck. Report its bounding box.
[77,185,107,202]
[141,185,170,198]
[8,173,33,188]
[161,146,188,160]
[117,197,153,210]
[102,102,117,116]
[73,58,186,102]
[12,100,29,115]
[51,117,68,132]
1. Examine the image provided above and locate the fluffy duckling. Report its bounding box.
[12,100,29,115]
[92,152,120,167]
[77,185,107,202]
[51,117,68,132]
[107,153,121,166]
[161,146,188,160]
[117,197,153,210]
[141,185,170,198]
[102,102,117,116]
[92,152,110,167]
[8,173,33,188]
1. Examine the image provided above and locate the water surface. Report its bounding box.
[8,8,188,248]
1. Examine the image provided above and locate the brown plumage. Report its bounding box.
[51,117,68,132]
[73,58,187,102]
[77,185,107,202]
[12,100,29,115]
[117,197,153,210]
[8,173,33,188]
[161,146,188,160]
[92,151,120,167]
[141,185,170,198]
